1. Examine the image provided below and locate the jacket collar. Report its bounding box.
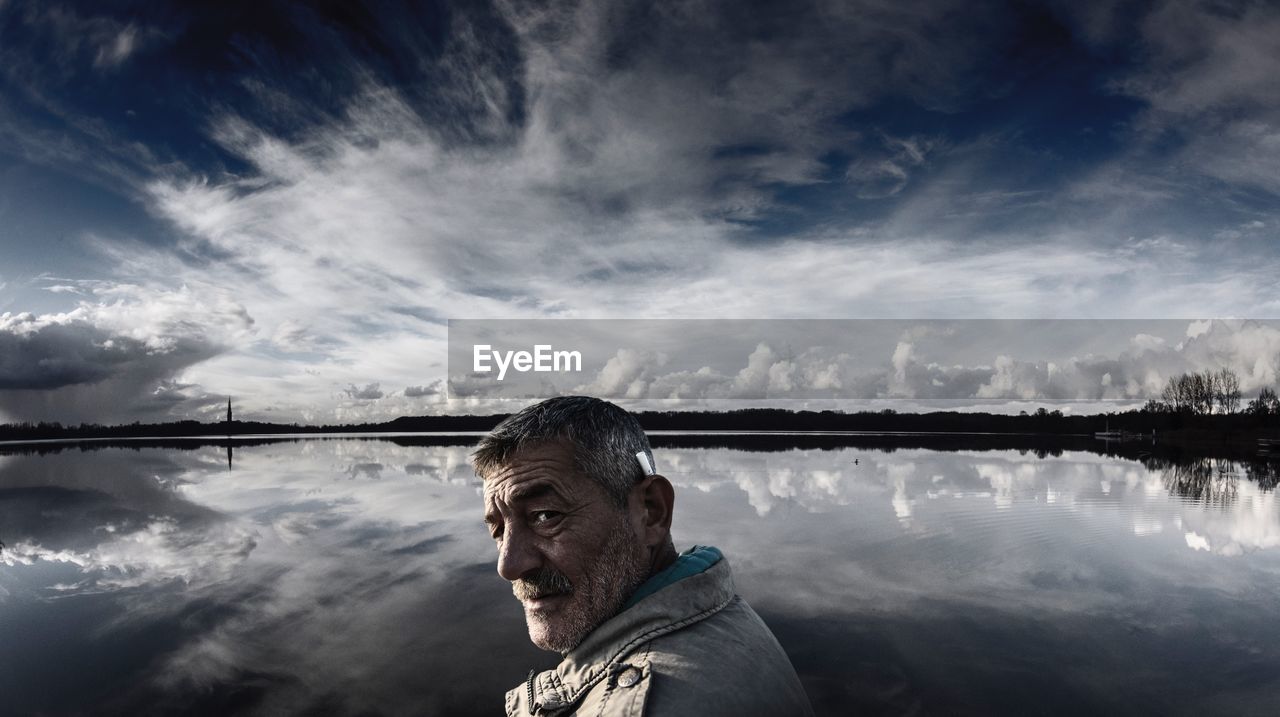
[513,555,737,715]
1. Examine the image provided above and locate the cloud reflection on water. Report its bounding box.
[2,440,1279,715]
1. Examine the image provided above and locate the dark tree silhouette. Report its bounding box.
[1248,387,1280,416]
[1159,368,1243,415]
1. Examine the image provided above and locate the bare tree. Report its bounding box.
[1161,369,1240,415]
[1191,372,1213,414]
[1164,374,1187,412]
[1142,398,1171,413]
[1163,374,1193,413]
[1215,368,1241,414]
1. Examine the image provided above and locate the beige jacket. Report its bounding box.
[504,555,813,716]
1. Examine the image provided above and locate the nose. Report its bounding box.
[496,523,542,582]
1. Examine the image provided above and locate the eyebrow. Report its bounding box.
[510,482,558,503]
[483,482,562,527]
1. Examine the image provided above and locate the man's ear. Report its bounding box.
[630,474,675,548]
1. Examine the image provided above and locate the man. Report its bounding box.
[474,396,813,716]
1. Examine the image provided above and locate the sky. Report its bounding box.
[0,0,1278,424]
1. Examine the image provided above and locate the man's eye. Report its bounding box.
[530,510,561,525]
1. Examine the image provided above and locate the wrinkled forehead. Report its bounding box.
[480,440,587,506]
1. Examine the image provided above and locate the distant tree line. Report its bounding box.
[2,387,1278,445]
[1143,368,1279,417]
[0,415,504,442]
[0,409,1094,441]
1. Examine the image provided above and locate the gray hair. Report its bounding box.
[472,396,655,508]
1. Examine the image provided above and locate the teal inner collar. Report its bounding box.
[622,545,723,610]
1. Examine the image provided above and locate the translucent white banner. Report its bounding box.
[447,319,1280,403]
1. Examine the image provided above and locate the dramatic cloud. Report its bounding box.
[403,382,442,398]
[0,284,253,422]
[11,5,155,74]
[1118,0,1280,194]
[1,1,1278,421]
[343,383,385,401]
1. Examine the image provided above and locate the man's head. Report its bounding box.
[474,396,676,654]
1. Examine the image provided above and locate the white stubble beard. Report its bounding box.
[524,517,650,654]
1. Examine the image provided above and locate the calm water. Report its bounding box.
[2,438,1279,716]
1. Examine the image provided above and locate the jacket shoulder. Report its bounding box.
[641,596,813,717]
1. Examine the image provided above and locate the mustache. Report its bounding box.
[513,568,573,601]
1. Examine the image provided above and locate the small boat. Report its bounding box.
[1095,420,1125,440]
[1095,421,1148,441]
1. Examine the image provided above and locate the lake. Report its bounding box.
[2,436,1279,715]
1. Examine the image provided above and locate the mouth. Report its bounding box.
[523,592,570,611]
